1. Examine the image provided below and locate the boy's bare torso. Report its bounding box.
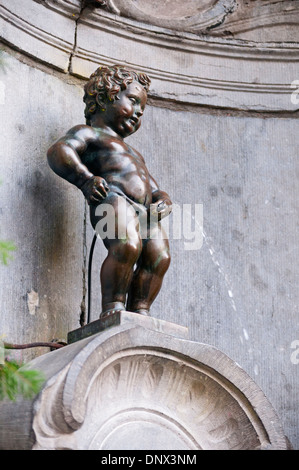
[81,127,154,208]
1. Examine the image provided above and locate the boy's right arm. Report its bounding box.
[47,125,109,204]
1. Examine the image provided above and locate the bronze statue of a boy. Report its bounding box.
[47,65,172,318]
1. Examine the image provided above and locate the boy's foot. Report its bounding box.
[134,309,150,316]
[100,302,125,319]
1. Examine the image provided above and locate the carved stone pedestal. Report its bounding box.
[0,312,289,450]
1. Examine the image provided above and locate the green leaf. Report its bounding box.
[0,181,17,265]
[0,241,16,265]
[0,360,45,401]
[17,367,45,400]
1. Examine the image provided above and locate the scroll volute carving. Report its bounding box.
[32,331,288,450]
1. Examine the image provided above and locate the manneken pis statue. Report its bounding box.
[47,65,172,318]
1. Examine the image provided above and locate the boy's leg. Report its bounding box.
[126,224,171,315]
[90,193,142,317]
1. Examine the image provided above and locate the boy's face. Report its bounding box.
[104,81,147,138]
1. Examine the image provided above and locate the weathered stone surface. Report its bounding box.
[0,0,80,72]
[0,51,86,361]
[0,315,289,450]
[73,6,299,112]
[1,0,298,112]
[100,0,237,34]
[99,0,299,42]
[209,0,299,42]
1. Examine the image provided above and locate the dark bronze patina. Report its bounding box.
[47,65,172,318]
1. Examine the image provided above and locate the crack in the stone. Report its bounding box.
[207,0,237,31]
[68,1,85,75]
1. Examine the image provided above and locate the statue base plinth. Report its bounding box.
[0,312,290,450]
[67,311,189,344]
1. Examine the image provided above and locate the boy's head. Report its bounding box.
[83,65,151,126]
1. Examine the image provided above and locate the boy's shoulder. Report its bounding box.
[66,124,98,140]
[66,125,116,146]
[65,125,129,153]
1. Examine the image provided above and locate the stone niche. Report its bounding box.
[1,0,298,112]
[0,313,289,450]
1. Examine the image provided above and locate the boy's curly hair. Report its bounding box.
[83,65,151,125]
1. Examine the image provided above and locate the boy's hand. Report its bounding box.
[80,176,109,205]
[150,198,172,221]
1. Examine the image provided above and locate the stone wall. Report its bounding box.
[0,0,298,449]
[0,50,86,355]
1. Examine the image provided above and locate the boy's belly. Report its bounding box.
[86,151,152,206]
[105,174,152,207]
